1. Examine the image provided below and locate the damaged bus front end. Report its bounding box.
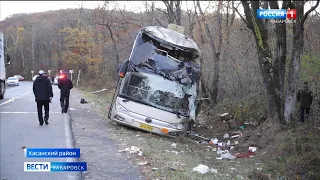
[109,26,201,137]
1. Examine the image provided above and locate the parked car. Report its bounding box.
[14,75,24,81]
[7,77,19,86]
[32,75,39,81]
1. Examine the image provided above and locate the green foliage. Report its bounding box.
[300,54,320,83]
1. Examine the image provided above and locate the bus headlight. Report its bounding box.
[115,102,129,115]
[169,123,184,130]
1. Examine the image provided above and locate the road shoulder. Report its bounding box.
[68,88,142,180]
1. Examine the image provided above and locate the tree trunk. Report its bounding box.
[241,0,282,122]
[105,25,119,79]
[269,1,289,123]
[197,0,221,103]
[284,1,305,122]
[175,0,182,25]
[20,42,25,75]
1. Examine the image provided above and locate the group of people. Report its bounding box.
[32,70,73,126]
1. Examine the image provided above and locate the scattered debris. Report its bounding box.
[221,153,236,160]
[171,143,177,148]
[21,146,26,149]
[248,147,257,152]
[80,98,89,104]
[216,157,223,160]
[234,152,255,158]
[207,125,213,129]
[210,138,218,145]
[261,152,266,156]
[69,108,76,111]
[234,140,239,145]
[231,131,243,139]
[171,150,179,155]
[192,164,218,174]
[223,133,230,139]
[118,146,143,156]
[91,88,108,94]
[137,161,149,166]
[151,168,159,171]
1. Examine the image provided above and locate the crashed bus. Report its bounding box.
[108,26,201,137]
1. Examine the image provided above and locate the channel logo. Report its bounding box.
[24,162,51,172]
[257,9,296,19]
[24,162,87,172]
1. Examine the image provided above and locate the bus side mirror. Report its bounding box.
[119,59,129,78]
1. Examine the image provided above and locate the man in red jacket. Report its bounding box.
[58,73,73,113]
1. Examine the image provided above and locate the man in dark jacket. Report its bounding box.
[297,82,313,123]
[33,70,53,126]
[58,73,73,113]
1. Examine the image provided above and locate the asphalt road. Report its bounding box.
[0,82,81,180]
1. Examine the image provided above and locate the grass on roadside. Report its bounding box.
[78,88,260,180]
[248,123,320,180]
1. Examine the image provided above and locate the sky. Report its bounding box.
[0,1,319,21]
[0,1,148,21]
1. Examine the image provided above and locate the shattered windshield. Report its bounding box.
[129,41,200,85]
[120,72,190,116]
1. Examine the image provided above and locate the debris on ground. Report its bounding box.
[231,131,243,139]
[192,164,218,174]
[118,146,143,156]
[69,108,76,111]
[137,161,149,166]
[91,88,108,94]
[151,168,159,171]
[234,152,255,158]
[209,138,218,145]
[21,146,26,149]
[248,147,257,152]
[221,152,236,160]
[171,143,177,148]
[80,98,89,104]
[223,133,229,139]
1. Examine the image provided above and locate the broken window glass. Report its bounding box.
[120,72,190,116]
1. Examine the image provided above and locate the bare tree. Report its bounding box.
[196,0,223,103]
[240,0,319,123]
[284,0,320,122]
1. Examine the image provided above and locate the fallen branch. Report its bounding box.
[91,89,108,94]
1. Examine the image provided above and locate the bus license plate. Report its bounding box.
[140,123,153,131]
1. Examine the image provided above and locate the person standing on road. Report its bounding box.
[58,73,73,113]
[297,82,313,123]
[33,70,53,126]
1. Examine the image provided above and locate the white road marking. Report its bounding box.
[0,91,32,106]
[0,112,61,114]
[64,114,81,180]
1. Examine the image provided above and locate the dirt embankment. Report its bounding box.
[69,88,273,180]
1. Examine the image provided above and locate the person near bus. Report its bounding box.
[33,70,53,125]
[58,73,73,113]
